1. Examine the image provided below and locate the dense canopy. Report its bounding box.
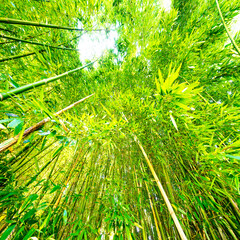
[0,0,240,239]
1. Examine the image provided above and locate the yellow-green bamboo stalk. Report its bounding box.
[134,135,188,240]
[0,31,85,62]
[0,60,96,101]
[145,181,162,240]
[53,147,83,209]
[0,34,78,51]
[0,50,38,62]
[0,17,105,32]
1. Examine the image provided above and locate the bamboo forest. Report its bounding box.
[0,0,240,239]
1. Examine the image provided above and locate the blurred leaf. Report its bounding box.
[63,209,67,225]
[7,118,23,128]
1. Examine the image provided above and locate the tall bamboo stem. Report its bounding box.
[145,181,162,240]
[0,32,85,62]
[0,61,96,101]
[0,18,105,32]
[134,135,188,240]
[0,34,78,51]
[0,51,39,62]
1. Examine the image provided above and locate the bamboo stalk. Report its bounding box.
[145,181,162,240]
[0,27,15,33]
[0,30,49,45]
[0,94,94,152]
[53,147,83,209]
[0,32,83,62]
[0,50,39,62]
[134,135,188,240]
[0,60,96,101]
[215,0,240,55]
[0,34,79,51]
[0,18,105,32]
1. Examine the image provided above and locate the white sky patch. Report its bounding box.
[162,0,171,11]
[230,13,240,37]
[225,12,240,46]
[76,0,172,63]
[77,22,118,62]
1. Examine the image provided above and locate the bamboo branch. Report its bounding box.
[0,94,94,153]
[0,18,106,32]
[0,34,78,51]
[0,60,96,101]
[215,0,240,55]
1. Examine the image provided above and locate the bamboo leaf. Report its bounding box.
[0,224,16,240]
[170,114,178,131]
[226,155,240,160]
[63,209,67,225]
[7,118,23,128]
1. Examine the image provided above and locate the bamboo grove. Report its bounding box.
[0,0,240,239]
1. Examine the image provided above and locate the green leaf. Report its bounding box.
[50,185,61,193]
[0,118,15,124]
[226,155,240,160]
[63,209,67,225]
[22,208,36,221]
[0,224,16,240]
[8,77,20,88]
[22,228,36,240]
[7,118,23,128]
[40,209,51,230]
[170,114,178,131]
[14,122,23,135]
[53,145,64,158]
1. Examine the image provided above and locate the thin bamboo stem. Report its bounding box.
[134,135,188,240]
[145,182,162,240]
[0,32,84,62]
[53,147,83,209]
[0,60,96,101]
[0,50,39,62]
[0,34,78,51]
[0,94,94,152]
[215,0,240,55]
[0,31,49,45]
[0,18,106,32]
[0,27,15,33]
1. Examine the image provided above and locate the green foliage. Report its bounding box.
[0,0,240,239]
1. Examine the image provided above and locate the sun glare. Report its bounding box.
[77,23,118,62]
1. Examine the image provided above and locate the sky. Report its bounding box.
[231,13,240,37]
[77,1,240,62]
[77,0,172,62]
[77,28,118,62]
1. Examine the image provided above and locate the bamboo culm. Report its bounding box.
[0,32,84,62]
[0,34,79,51]
[0,17,106,32]
[0,60,97,101]
[134,135,188,240]
[0,94,94,153]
